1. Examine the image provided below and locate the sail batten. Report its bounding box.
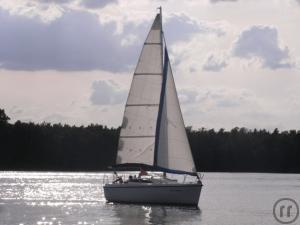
[145,42,161,44]
[126,104,159,107]
[134,73,162,76]
[120,135,156,138]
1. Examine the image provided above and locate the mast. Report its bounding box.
[153,7,164,166]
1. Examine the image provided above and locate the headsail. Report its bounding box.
[116,13,163,165]
[156,48,196,174]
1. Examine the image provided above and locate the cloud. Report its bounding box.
[38,0,73,3]
[202,54,227,72]
[0,7,225,72]
[210,0,238,3]
[43,113,69,124]
[164,14,225,44]
[121,34,139,47]
[0,0,67,23]
[232,26,293,69]
[179,88,255,108]
[0,9,142,72]
[200,89,254,108]
[178,87,270,129]
[164,14,202,44]
[9,106,23,117]
[163,15,228,73]
[178,89,198,104]
[80,0,118,9]
[90,80,126,105]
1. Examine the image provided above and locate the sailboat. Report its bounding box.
[104,8,202,206]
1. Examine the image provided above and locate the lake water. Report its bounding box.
[0,172,299,225]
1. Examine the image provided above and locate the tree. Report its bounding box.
[0,109,10,125]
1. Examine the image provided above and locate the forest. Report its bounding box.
[0,108,299,173]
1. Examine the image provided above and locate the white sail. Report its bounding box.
[116,14,163,165]
[116,12,197,175]
[156,49,196,174]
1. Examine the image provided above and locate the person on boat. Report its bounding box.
[138,168,148,178]
[112,171,123,184]
[129,175,139,182]
[113,176,123,184]
[128,175,133,182]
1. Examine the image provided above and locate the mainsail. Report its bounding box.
[116,11,196,175]
[116,13,163,166]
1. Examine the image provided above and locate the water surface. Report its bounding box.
[0,172,299,225]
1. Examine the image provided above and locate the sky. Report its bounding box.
[0,0,299,130]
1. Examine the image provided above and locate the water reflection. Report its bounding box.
[3,172,298,225]
[110,203,201,225]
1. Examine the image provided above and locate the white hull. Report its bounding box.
[104,183,202,206]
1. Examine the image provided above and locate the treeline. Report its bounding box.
[0,109,299,173]
[0,109,119,171]
[188,127,300,173]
